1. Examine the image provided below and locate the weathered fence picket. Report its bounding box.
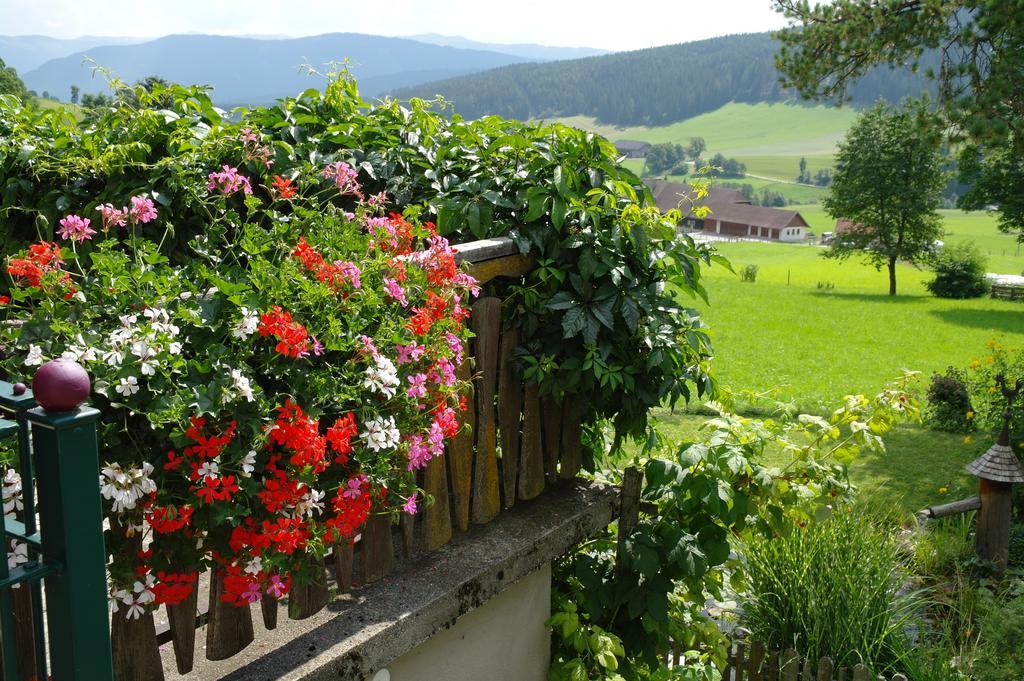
[722,642,909,681]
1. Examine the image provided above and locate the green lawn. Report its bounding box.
[693,237,1024,411]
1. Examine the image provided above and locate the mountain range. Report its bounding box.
[14,33,544,105]
[393,32,935,126]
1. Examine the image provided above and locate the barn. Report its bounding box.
[615,139,652,158]
[644,179,808,242]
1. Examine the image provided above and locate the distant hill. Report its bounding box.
[0,35,144,73]
[406,34,610,61]
[20,33,534,105]
[393,32,934,126]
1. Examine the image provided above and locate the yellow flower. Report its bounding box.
[966,411,974,420]
[938,486,949,494]
[970,360,980,369]
[963,435,973,445]
[986,356,995,364]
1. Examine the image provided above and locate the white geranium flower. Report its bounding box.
[103,348,126,366]
[295,487,325,518]
[233,308,260,338]
[362,355,400,399]
[115,376,140,397]
[72,291,86,302]
[7,539,27,572]
[3,468,23,521]
[24,345,43,366]
[196,459,219,480]
[363,415,400,452]
[244,556,263,576]
[99,462,156,513]
[131,341,159,375]
[240,450,257,477]
[119,314,138,328]
[233,369,254,401]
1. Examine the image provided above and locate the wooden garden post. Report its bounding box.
[966,376,1024,574]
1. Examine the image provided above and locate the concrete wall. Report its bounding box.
[375,563,552,681]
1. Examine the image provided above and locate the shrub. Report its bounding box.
[971,590,1024,681]
[742,508,917,673]
[926,242,990,299]
[925,367,975,432]
[740,264,759,282]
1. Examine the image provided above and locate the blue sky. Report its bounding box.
[1,0,789,50]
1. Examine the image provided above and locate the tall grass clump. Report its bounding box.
[742,508,917,672]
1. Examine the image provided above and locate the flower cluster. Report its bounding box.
[2,147,478,622]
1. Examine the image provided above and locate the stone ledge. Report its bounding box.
[177,479,618,681]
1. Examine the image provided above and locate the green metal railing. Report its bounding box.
[0,377,114,681]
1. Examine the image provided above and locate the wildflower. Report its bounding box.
[938,486,949,494]
[57,214,96,242]
[24,344,44,366]
[129,196,158,224]
[963,436,972,445]
[966,411,974,421]
[363,416,400,452]
[115,376,140,397]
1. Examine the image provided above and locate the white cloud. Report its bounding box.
[2,0,788,51]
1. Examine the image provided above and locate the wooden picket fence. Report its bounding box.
[720,641,908,681]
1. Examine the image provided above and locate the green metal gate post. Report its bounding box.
[25,402,114,680]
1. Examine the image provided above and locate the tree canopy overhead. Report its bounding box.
[773,0,1024,147]
[823,101,946,295]
[774,0,1024,236]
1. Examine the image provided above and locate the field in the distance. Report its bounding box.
[559,102,854,201]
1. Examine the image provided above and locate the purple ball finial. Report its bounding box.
[12,383,27,396]
[33,359,91,412]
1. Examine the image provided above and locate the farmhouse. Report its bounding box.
[645,179,809,242]
[615,139,651,158]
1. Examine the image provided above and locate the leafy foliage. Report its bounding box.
[644,143,688,176]
[548,377,920,679]
[926,241,989,299]
[743,508,918,674]
[925,367,975,433]
[0,58,27,100]
[0,72,717,443]
[822,100,946,295]
[773,0,1024,241]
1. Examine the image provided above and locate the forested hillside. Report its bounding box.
[393,33,933,125]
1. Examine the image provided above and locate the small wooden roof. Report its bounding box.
[967,443,1024,483]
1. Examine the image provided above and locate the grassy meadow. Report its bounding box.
[650,208,1024,512]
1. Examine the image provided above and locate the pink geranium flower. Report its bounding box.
[403,493,418,515]
[57,214,96,243]
[129,196,158,224]
[208,165,253,196]
[96,204,127,230]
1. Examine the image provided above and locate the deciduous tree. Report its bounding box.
[823,101,945,295]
